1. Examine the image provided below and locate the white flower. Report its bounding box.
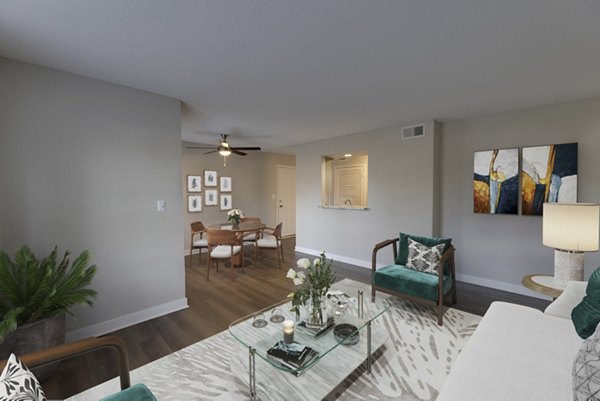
[293,276,304,286]
[313,257,321,267]
[287,292,295,298]
[296,271,306,281]
[297,258,310,269]
[286,268,296,279]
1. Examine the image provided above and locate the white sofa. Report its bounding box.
[437,281,587,401]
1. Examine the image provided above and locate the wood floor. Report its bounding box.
[42,237,549,399]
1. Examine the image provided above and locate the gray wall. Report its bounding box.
[441,97,600,294]
[182,145,295,250]
[294,121,440,266]
[0,59,186,338]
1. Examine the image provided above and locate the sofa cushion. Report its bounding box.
[373,264,452,301]
[573,322,600,401]
[396,233,452,266]
[0,353,46,401]
[545,281,588,319]
[405,238,445,275]
[572,267,600,339]
[100,384,156,401]
[437,302,582,401]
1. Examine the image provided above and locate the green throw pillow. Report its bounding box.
[396,232,452,266]
[572,267,600,339]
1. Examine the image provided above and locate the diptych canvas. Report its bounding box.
[473,148,519,214]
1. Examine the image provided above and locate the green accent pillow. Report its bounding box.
[396,232,452,266]
[572,267,600,339]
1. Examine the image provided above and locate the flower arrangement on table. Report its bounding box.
[226,208,244,226]
[287,252,336,326]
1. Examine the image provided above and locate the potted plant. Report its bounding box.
[0,245,97,370]
[227,208,244,227]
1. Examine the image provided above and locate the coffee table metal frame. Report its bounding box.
[228,284,390,401]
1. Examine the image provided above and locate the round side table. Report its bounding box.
[521,274,565,299]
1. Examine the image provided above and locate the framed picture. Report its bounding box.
[187,175,201,192]
[220,176,232,192]
[187,195,202,212]
[204,170,218,187]
[473,148,519,215]
[220,194,232,210]
[205,189,218,206]
[521,143,577,215]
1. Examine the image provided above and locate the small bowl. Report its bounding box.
[334,323,359,345]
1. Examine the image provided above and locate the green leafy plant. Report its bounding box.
[0,245,97,341]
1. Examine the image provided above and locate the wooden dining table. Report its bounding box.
[208,221,265,267]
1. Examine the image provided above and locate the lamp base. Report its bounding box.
[553,249,584,288]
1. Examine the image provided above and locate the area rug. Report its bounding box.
[67,279,481,401]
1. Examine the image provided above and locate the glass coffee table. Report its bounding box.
[228,280,391,401]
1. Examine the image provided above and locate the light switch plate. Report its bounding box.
[157,200,166,212]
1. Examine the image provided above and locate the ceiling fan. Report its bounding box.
[186,134,261,165]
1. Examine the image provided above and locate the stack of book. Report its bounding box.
[266,341,319,375]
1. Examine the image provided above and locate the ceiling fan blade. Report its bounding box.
[186,146,217,149]
[203,150,219,155]
[231,147,261,151]
[231,149,247,156]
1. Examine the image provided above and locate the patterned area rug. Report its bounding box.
[67,280,480,401]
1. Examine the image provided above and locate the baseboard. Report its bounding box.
[65,297,189,342]
[295,245,549,300]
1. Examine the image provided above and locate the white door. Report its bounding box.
[277,165,296,237]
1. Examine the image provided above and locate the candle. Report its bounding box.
[283,319,294,344]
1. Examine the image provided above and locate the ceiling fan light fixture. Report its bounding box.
[219,149,232,156]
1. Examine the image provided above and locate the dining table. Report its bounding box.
[208,221,265,267]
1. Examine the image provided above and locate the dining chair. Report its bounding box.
[240,216,262,246]
[206,229,244,281]
[254,222,283,269]
[189,221,208,267]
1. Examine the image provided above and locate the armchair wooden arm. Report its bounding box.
[371,238,399,273]
[0,336,131,391]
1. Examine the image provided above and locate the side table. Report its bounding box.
[521,274,564,299]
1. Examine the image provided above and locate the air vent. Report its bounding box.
[402,124,425,139]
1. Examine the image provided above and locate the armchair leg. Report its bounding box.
[437,301,444,326]
[371,286,376,302]
[206,256,211,281]
[452,290,457,305]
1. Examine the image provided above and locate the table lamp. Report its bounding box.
[543,203,600,287]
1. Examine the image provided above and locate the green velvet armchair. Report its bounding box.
[371,233,457,325]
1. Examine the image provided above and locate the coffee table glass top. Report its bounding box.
[228,280,390,375]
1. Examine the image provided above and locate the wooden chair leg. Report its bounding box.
[437,301,444,326]
[206,254,211,281]
[276,246,281,269]
[254,244,258,266]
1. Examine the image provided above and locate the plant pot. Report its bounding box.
[0,314,66,381]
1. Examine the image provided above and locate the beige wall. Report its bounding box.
[293,121,440,266]
[0,59,186,339]
[441,97,600,295]
[181,144,295,251]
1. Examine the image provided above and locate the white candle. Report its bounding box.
[283,320,294,344]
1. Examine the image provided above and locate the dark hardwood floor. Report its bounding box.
[42,237,549,398]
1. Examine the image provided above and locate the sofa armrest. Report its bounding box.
[544,280,588,319]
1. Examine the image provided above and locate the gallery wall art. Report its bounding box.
[188,195,202,212]
[187,175,201,192]
[521,143,578,216]
[204,170,217,187]
[220,194,232,210]
[473,148,519,214]
[205,189,218,206]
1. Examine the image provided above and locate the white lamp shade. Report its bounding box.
[543,203,600,252]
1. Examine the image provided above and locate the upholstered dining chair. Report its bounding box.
[206,229,244,280]
[254,222,283,269]
[189,221,208,267]
[240,216,262,246]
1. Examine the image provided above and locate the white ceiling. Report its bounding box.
[1,1,600,150]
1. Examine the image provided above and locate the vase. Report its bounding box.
[305,296,329,329]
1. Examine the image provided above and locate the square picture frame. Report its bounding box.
[187,175,202,193]
[220,176,232,192]
[205,189,218,206]
[187,195,202,212]
[204,170,218,187]
[220,194,232,210]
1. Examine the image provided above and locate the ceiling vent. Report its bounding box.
[402,124,425,139]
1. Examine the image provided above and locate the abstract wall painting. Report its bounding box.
[188,195,202,212]
[521,143,577,216]
[473,148,519,214]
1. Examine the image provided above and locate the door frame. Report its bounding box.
[276,165,296,237]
